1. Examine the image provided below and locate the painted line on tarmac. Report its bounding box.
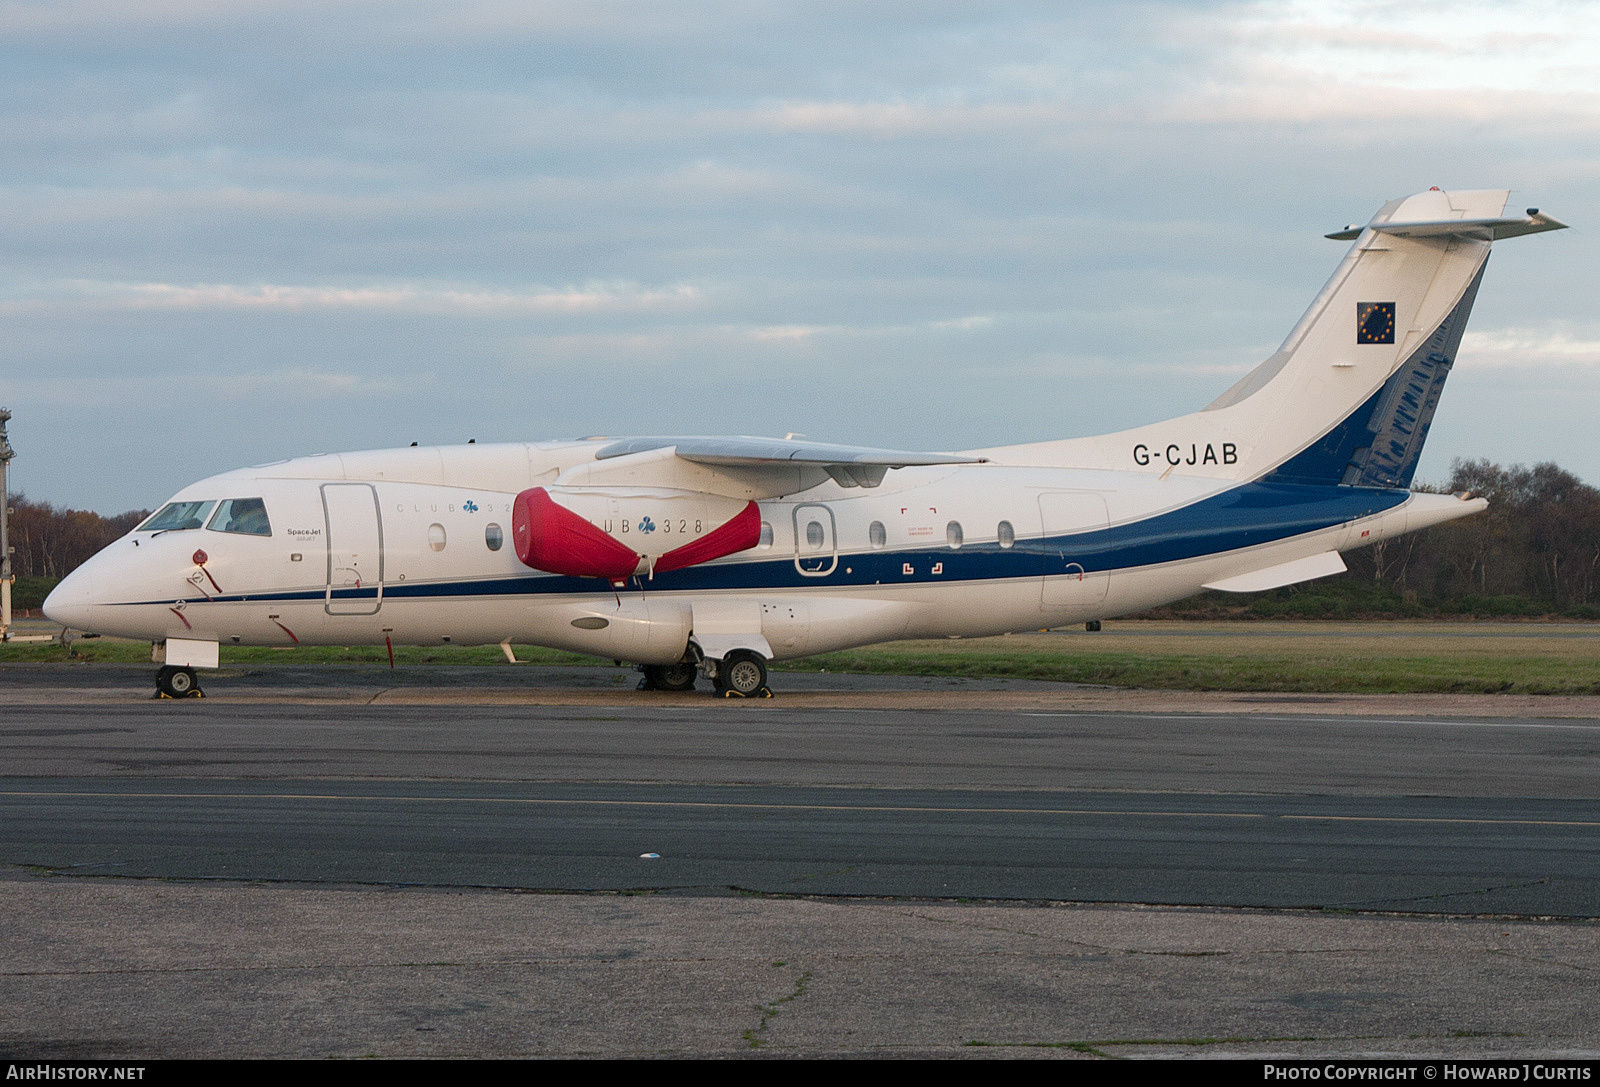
[5,789,1600,827]
[1280,814,1600,827]
[0,788,1266,819]
[1020,712,1600,730]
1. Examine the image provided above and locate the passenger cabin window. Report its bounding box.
[758,521,774,549]
[428,523,447,552]
[207,497,272,536]
[805,520,825,549]
[485,523,504,551]
[997,520,1015,549]
[869,521,886,549]
[946,521,963,549]
[139,500,217,532]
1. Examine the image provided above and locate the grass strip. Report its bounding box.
[6,624,1600,695]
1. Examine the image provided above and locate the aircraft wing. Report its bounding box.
[522,435,985,581]
[588,436,986,490]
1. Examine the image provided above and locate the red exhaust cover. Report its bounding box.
[512,487,640,581]
[653,500,761,573]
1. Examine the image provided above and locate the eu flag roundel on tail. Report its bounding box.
[1357,302,1396,344]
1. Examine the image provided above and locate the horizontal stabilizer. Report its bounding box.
[1326,210,1567,242]
[1202,550,1347,594]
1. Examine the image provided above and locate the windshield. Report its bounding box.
[138,500,217,532]
[207,497,272,536]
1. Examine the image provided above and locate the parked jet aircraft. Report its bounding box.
[45,188,1566,698]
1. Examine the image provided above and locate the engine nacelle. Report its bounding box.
[512,486,761,582]
[538,597,694,664]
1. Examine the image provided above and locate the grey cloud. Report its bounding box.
[1,1,1594,509]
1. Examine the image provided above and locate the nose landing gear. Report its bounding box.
[155,665,204,699]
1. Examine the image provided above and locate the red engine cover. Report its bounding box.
[512,488,762,581]
[653,499,761,573]
[512,487,641,581]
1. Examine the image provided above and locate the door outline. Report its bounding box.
[1038,492,1110,609]
[792,504,838,577]
[322,483,384,615]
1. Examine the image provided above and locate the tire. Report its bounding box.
[717,650,767,697]
[656,659,698,692]
[157,665,200,698]
[640,659,698,691]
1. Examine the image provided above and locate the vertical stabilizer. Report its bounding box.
[1265,263,1484,487]
[981,189,1566,483]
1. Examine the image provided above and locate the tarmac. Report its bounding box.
[2,660,1599,1058]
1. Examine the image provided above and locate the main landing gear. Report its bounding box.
[637,648,774,698]
[638,657,700,692]
[712,649,772,699]
[155,665,204,699]
[638,646,703,692]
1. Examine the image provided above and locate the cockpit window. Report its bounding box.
[139,500,217,532]
[207,498,273,536]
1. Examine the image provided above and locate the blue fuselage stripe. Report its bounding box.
[121,480,1407,605]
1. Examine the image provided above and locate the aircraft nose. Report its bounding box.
[42,565,97,630]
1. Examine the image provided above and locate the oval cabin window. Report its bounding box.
[427,523,447,552]
[869,521,886,549]
[997,520,1015,549]
[805,520,825,549]
[485,523,503,551]
[758,521,773,549]
[946,521,963,549]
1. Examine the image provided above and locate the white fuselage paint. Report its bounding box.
[44,441,1477,663]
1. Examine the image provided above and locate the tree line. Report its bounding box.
[1347,458,1600,615]
[5,495,149,611]
[1141,458,1600,619]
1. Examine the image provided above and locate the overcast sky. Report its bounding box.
[1,0,1595,512]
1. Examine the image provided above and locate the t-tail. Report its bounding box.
[987,188,1567,484]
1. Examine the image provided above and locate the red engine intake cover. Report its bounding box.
[512,487,640,581]
[511,488,763,581]
[653,499,761,573]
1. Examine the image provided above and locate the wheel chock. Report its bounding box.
[719,686,774,699]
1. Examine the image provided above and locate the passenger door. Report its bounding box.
[322,483,384,615]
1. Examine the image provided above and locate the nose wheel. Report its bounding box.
[155,665,204,699]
